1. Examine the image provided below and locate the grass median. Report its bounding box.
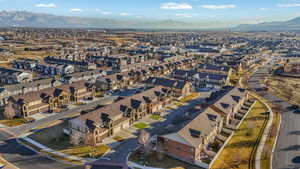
[211,101,269,169]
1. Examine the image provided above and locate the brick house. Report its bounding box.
[157,107,223,163]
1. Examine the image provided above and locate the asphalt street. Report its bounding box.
[0,96,117,169]
[248,64,300,169]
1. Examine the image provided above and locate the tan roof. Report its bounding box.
[76,85,165,127]
[212,87,245,114]
[163,107,222,147]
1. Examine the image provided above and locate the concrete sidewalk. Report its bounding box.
[253,94,274,169]
[127,161,163,169]
[21,137,92,163]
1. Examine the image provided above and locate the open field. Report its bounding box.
[211,101,269,169]
[268,76,300,106]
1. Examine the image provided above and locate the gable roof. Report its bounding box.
[162,107,222,147]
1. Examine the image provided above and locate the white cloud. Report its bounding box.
[96,9,112,15]
[160,2,192,10]
[120,12,132,16]
[175,13,193,18]
[199,4,236,10]
[34,3,56,8]
[277,4,300,8]
[259,8,269,10]
[70,8,82,12]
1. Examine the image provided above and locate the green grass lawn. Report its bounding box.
[133,122,149,129]
[180,93,199,102]
[150,115,161,120]
[211,100,268,169]
[113,136,125,142]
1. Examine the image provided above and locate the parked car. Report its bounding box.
[288,105,299,111]
[24,117,36,123]
[86,97,94,101]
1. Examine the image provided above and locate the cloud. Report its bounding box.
[259,8,269,10]
[120,12,132,16]
[70,8,82,12]
[277,4,300,8]
[199,4,236,10]
[175,13,193,18]
[96,9,112,15]
[34,3,56,8]
[160,2,192,10]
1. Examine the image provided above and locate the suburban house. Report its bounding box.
[197,63,233,75]
[12,58,38,71]
[68,86,171,145]
[6,91,51,117]
[0,67,33,85]
[207,86,247,124]
[5,80,95,117]
[157,107,223,163]
[44,56,96,72]
[143,77,192,97]
[171,69,229,89]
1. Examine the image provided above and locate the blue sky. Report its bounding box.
[1,0,300,27]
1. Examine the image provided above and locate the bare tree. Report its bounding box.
[85,132,96,158]
[268,124,278,139]
[272,104,283,114]
[70,131,82,146]
[246,121,256,136]
[156,142,165,161]
[233,152,242,167]
[263,145,272,160]
[137,129,150,153]
[4,102,16,119]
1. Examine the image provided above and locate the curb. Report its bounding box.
[250,92,273,169]
[270,112,281,169]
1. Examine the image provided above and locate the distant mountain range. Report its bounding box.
[1,10,300,31]
[234,17,300,31]
[0,11,205,30]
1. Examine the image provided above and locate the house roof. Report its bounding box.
[143,77,188,90]
[74,85,166,130]
[210,87,245,115]
[162,107,222,147]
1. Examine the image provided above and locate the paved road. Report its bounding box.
[6,96,117,136]
[0,138,81,169]
[248,64,300,169]
[0,96,116,169]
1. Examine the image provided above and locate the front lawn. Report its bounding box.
[150,115,161,120]
[129,149,203,169]
[113,136,125,142]
[60,144,110,158]
[0,117,27,127]
[133,122,149,129]
[27,121,110,159]
[180,93,199,102]
[211,101,269,169]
